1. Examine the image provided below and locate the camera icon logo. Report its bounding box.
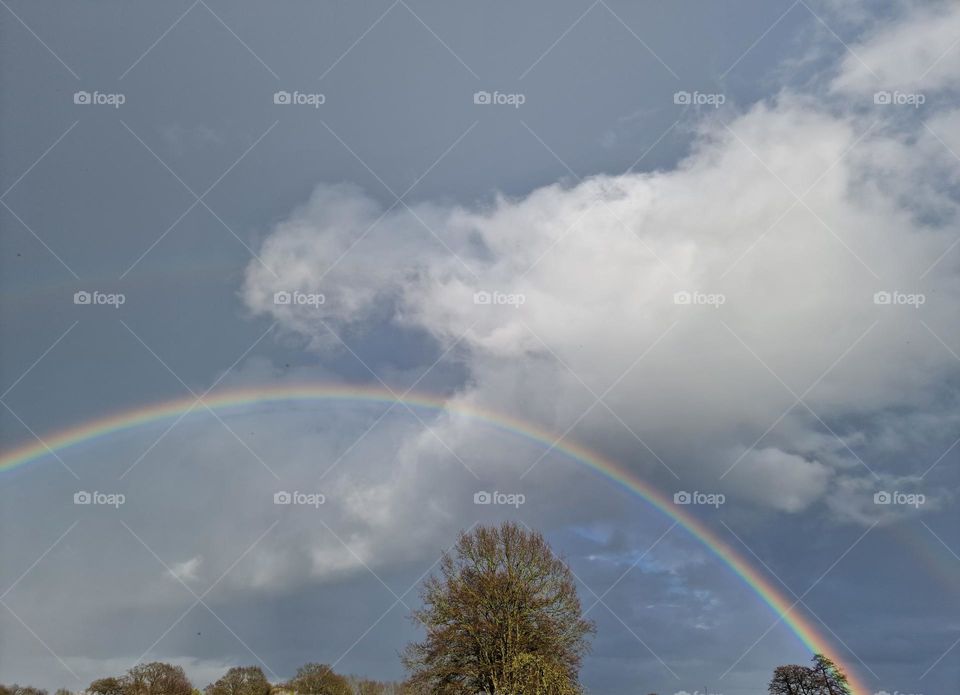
[873,291,892,305]
[74,491,92,504]
[473,91,491,105]
[274,491,292,505]
[673,491,691,505]
[474,491,492,505]
[273,90,291,105]
[273,291,292,305]
[874,491,892,505]
[74,290,92,305]
[874,91,892,105]
[673,291,692,305]
[673,91,692,105]
[74,91,91,105]
[473,291,492,305]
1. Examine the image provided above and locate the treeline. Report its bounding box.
[0,523,854,695]
[0,663,408,695]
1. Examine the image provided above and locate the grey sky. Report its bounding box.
[2,1,959,694]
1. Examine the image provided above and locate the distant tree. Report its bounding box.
[403,522,594,695]
[351,679,385,695]
[769,664,815,695]
[287,664,351,695]
[126,662,193,695]
[0,687,46,695]
[768,655,851,695]
[11,688,47,695]
[205,668,270,695]
[809,654,851,695]
[88,678,127,695]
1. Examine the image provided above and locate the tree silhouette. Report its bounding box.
[768,654,852,695]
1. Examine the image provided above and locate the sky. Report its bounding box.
[1,0,958,693]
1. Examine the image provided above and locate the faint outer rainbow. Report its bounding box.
[0,383,867,694]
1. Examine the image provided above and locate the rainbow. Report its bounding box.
[0,383,867,694]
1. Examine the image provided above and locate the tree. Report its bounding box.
[287,664,351,695]
[89,678,127,695]
[350,679,385,695]
[128,663,193,695]
[809,654,851,695]
[205,668,270,695]
[510,653,582,695]
[403,522,594,695]
[768,655,851,695]
[769,665,815,695]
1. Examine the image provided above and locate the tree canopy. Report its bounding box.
[403,522,594,694]
[768,654,852,695]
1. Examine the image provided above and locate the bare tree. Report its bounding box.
[345,678,386,695]
[769,665,816,695]
[88,678,127,695]
[768,655,851,695]
[286,664,351,695]
[126,662,193,695]
[1,686,46,695]
[88,663,192,695]
[403,522,594,694]
[205,668,270,695]
[809,654,851,695]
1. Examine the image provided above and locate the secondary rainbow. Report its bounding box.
[0,383,867,694]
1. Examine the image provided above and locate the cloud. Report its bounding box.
[244,30,960,522]
[725,448,833,513]
[170,555,203,583]
[831,1,960,94]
